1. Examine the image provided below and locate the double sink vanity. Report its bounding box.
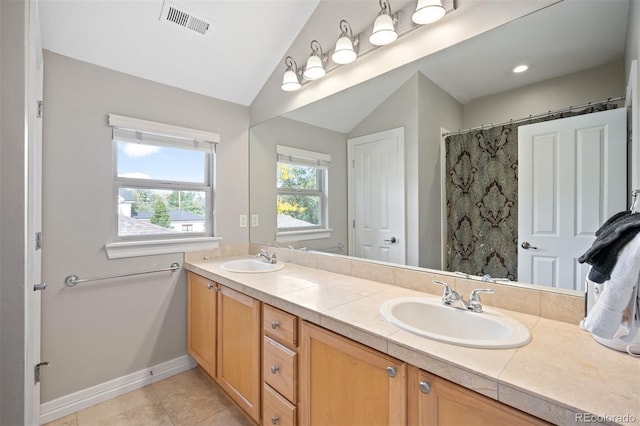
[184,248,639,425]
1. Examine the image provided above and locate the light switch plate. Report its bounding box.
[239,215,247,228]
[251,214,259,227]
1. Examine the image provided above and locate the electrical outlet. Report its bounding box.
[239,215,248,228]
[251,214,259,227]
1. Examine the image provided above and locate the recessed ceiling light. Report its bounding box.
[513,65,529,73]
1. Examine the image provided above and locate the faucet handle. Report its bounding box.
[468,288,494,312]
[432,280,454,298]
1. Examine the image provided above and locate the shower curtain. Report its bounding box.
[444,103,617,280]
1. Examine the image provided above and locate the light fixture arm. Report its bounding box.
[377,0,398,24]
[284,56,299,74]
[310,40,328,63]
[339,19,359,50]
[379,0,392,16]
[339,19,353,39]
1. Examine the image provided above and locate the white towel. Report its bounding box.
[582,233,640,339]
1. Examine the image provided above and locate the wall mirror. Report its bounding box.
[249,0,632,296]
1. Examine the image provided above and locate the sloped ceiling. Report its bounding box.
[283,0,629,133]
[38,0,320,106]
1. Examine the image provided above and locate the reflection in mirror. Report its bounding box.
[249,0,632,295]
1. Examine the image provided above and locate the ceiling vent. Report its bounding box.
[160,1,211,36]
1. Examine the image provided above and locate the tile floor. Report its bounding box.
[44,368,256,426]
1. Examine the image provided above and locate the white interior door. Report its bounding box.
[26,0,44,422]
[518,108,627,290]
[348,128,405,264]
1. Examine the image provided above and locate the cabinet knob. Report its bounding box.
[386,366,397,378]
[271,416,279,424]
[419,381,431,394]
[271,321,280,329]
[271,365,280,374]
[207,283,213,289]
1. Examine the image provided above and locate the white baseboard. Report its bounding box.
[39,355,197,424]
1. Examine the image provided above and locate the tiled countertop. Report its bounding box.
[185,256,640,426]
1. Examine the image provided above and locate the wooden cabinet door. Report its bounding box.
[299,321,406,426]
[408,366,549,426]
[216,285,261,423]
[187,272,216,377]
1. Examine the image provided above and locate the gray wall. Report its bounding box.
[350,74,420,266]
[463,60,626,128]
[349,73,463,268]
[417,73,463,269]
[249,117,348,251]
[626,0,639,78]
[1,0,27,423]
[41,51,250,402]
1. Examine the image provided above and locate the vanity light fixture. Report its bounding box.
[281,56,302,91]
[303,40,328,80]
[412,0,446,24]
[332,20,359,65]
[513,64,529,73]
[369,0,398,46]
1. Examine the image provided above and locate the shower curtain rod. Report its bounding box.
[442,96,626,137]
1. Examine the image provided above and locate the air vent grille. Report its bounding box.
[166,6,189,27]
[187,16,209,35]
[160,1,211,36]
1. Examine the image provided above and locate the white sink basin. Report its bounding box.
[380,297,531,349]
[221,259,285,273]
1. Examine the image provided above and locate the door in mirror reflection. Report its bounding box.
[518,108,627,291]
[349,128,406,264]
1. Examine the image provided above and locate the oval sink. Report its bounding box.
[380,297,531,349]
[221,259,285,273]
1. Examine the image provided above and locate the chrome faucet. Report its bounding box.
[256,249,277,264]
[432,280,494,313]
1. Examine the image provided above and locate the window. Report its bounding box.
[109,115,219,241]
[276,145,330,237]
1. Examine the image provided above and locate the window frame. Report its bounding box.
[109,114,218,243]
[275,145,331,241]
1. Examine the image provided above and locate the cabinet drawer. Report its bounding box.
[263,336,297,404]
[263,384,296,426]
[263,304,297,348]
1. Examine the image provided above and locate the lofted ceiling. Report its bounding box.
[38,0,320,106]
[284,0,630,133]
[39,0,629,115]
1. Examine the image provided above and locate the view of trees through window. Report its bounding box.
[277,163,322,228]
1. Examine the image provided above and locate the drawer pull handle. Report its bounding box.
[419,381,431,394]
[271,416,279,424]
[271,321,280,329]
[271,365,280,374]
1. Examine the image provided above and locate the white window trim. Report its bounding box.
[105,237,222,259]
[108,114,219,252]
[276,229,333,243]
[109,114,220,144]
[276,145,331,233]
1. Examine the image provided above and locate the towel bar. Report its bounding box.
[65,262,180,286]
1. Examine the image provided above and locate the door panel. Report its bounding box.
[348,128,405,264]
[518,109,626,290]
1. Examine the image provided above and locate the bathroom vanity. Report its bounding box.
[185,253,639,425]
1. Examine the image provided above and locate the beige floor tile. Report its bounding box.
[76,386,159,426]
[154,370,233,426]
[194,406,256,426]
[88,401,172,426]
[44,413,78,426]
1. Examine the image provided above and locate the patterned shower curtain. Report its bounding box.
[444,103,617,280]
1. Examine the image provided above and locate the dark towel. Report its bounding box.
[578,213,640,283]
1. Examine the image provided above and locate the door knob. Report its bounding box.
[521,242,538,250]
[384,237,398,244]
